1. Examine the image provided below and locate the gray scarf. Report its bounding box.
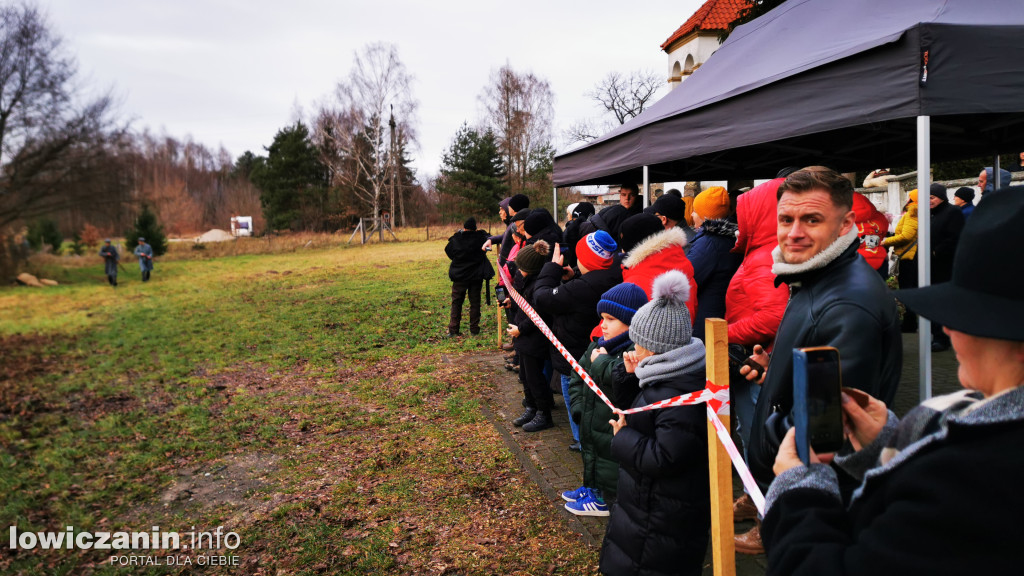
[635,338,707,387]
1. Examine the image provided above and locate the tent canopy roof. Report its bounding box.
[555,0,1024,187]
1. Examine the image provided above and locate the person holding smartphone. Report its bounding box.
[762,186,1024,576]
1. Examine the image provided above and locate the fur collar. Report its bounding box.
[771,227,859,277]
[622,227,687,269]
[701,218,739,238]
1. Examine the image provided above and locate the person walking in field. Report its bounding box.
[134,237,154,282]
[99,239,119,287]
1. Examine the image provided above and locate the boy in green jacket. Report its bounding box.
[563,282,648,516]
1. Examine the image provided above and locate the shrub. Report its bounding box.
[26,219,63,254]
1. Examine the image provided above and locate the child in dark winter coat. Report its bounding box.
[600,270,711,576]
[563,282,648,517]
[509,240,555,432]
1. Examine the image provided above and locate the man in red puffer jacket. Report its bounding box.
[724,177,790,553]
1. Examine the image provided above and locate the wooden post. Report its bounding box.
[497,297,503,349]
[705,318,735,576]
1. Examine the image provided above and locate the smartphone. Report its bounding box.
[727,343,767,375]
[495,285,507,302]
[792,347,844,465]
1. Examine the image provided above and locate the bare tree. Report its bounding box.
[479,64,554,194]
[314,43,418,222]
[564,69,663,145]
[0,3,125,229]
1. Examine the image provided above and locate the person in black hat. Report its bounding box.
[926,183,965,352]
[645,194,696,249]
[762,186,1024,576]
[952,186,975,221]
[444,217,494,337]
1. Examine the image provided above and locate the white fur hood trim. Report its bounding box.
[622,227,688,269]
[771,227,859,277]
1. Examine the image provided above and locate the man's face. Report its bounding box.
[499,207,508,222]
[777,189,855,265]
[929,194,942,209]
[619,189,637,209]
[654,213,676,230]
[953,196,966,207]
[978,170,987,190]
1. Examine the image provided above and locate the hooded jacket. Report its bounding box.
[725,178,789,348]
[747,231,902,488]
[445,229,494,282]
[852,193,889,272]
[511,272,552,358]
[687,218,742,341]
[534,261,622,374]
[621,227,698,323]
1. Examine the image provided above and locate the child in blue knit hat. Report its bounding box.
[562,281,648,517]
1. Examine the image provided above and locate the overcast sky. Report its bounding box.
[42,0,702,181]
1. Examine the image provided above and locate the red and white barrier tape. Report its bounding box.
[497,264,765,516]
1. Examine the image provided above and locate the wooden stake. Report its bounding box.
[705,318,736,576]
[497,292,503,350]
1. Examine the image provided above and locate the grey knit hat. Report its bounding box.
[629,270,693,353]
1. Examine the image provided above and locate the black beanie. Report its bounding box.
[618,213,665,253]
[463,217,477,230]
[648,194,686,222]
[523,209,553,236]
[508,193,530,212]
[572,202,595,220]
[930,183,947,200]
[954,186,975,204]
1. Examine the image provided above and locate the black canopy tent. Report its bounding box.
[554,0,1024,398]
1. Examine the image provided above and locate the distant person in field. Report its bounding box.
[445,217,495,337]
[134,237,154,282]
[99,239,119,287]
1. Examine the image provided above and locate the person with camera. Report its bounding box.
[736,167,902,553]
[762,187,1024,576]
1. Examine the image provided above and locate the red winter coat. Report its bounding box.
[621,227,698,323]
[853,192,889,272]
[725,178,789,349]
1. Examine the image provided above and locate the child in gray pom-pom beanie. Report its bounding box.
[600,270,712,576]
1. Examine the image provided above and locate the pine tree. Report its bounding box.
[125,204,169,256]
[437,123,507,221]
[250,123,329,231]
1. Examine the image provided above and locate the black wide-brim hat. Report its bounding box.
[896,186,1024,341]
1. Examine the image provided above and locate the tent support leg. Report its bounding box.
[994,155,1002,189]
[917,116,932,402]
[642,166,650,209]
[553,187,557,220]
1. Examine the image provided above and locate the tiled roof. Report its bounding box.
[660,0,751,51]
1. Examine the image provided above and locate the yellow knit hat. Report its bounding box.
[908,189,918,203]
[693,186,730,220]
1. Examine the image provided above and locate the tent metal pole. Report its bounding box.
[917,116,932,402]
[994,155,1002,189]
[643,166,650,209]
[553,187,557,220]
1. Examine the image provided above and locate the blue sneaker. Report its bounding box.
[561,486,590,503]
[564,490,609,517]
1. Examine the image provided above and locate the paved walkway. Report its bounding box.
[474,333,960,575]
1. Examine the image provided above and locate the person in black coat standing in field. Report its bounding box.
[445,218,494,337]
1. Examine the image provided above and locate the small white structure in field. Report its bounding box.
[230,216,253,237]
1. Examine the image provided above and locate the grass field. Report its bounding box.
[0,233,598,575]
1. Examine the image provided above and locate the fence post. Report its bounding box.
[705,318,735,576]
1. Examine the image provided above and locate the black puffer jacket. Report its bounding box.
[600,370,710,576]
[928,200,964,281]
[445,230,494,282]
[747,235,901,488]
[512,272,551,358]
[533,261,622,374]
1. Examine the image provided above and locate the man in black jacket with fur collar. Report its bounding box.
[735,166,902,554]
